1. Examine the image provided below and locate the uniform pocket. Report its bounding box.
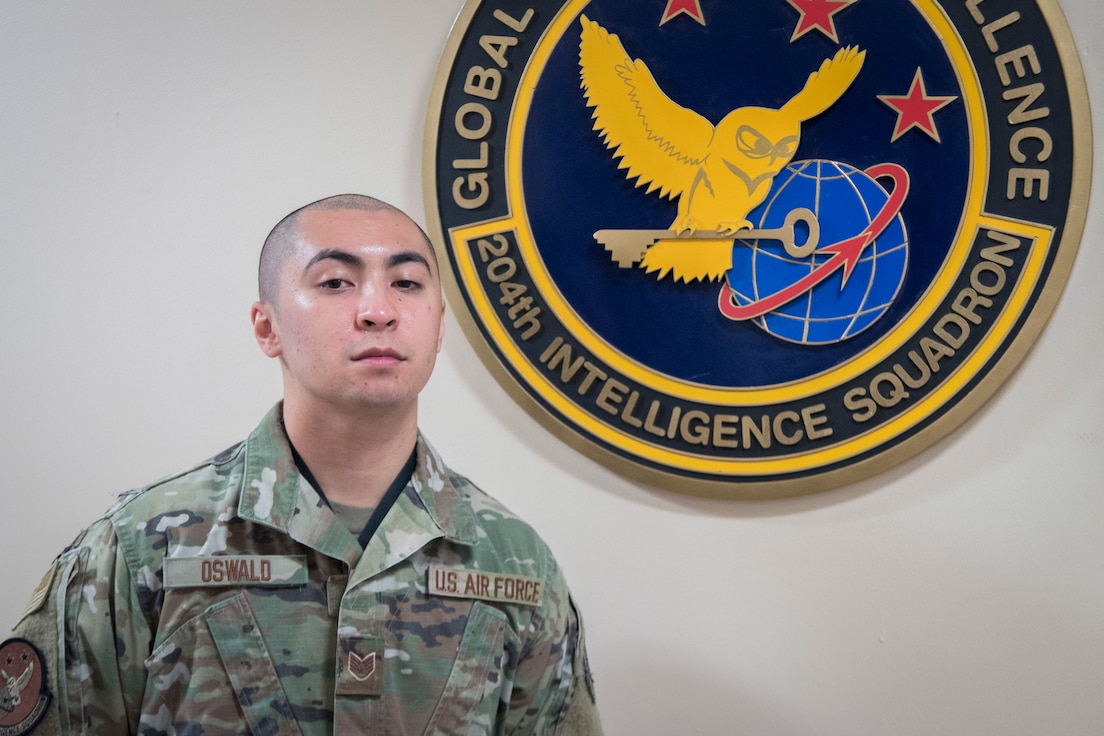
[143,591,303,736]
[422,602,508,736]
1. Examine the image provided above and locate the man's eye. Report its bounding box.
[394,279,421,290]
[321,278,348,289]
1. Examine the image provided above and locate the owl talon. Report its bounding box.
[672,216,698,236]
[717,221,752,236]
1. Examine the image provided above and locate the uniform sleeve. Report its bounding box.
[6,518,153,735]
[506,560,603,736]
[555,600,603,736]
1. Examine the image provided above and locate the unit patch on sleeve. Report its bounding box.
[423,0,1091,498]
[0,639,51,735]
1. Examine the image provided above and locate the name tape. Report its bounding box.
[428,565,543,607]
[164,555,308,588]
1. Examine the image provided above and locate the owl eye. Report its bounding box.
[735,125,775,159]
[771,136,799,160]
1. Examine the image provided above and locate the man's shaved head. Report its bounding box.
[258,194,437,303]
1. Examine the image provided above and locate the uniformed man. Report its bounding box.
[2,194,602,735]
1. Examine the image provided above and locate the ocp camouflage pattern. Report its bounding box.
[8,405,600,734]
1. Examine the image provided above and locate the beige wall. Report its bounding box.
[0,1,1100,733]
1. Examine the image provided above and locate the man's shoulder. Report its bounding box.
[446,469,531,526]
[434,463,562,574]
[101,439,248,532]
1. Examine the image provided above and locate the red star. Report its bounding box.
[787,0,856,43]
[660,0,706,26]
[878,68,958,142]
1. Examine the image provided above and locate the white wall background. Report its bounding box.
[1,2,1100,734]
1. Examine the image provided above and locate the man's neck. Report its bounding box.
[281,399,419,508]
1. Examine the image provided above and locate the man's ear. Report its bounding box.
[251,301,282,358]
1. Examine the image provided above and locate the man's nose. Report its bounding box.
[356,285,398,328]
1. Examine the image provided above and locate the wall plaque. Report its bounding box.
[424,0,1090,498]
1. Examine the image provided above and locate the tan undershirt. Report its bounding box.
[327,500,377,538]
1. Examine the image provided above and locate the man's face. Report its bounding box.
[252,207,445,415]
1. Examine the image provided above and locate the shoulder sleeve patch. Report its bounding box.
[0,638,52,734]
[14,562,56,629]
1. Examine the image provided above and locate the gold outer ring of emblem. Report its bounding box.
[422,0,1091,496]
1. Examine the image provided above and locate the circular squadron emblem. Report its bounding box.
[424,0,1090,498]
[0,639,50,735]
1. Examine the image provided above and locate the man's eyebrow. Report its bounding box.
[304,248,364,271]
[389,250,433,273]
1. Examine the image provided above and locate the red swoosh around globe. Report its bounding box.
[719,163,910,321]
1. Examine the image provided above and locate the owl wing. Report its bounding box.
[9,662,32,696]
[579,15,714,200]
[782,45,866,122]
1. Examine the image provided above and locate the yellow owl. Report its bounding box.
[579,15,865,281]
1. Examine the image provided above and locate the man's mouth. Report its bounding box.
[352,348,404,365]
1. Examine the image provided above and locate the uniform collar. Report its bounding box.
[236,404,478,568]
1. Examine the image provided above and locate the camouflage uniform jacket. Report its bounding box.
[8,405,598,735]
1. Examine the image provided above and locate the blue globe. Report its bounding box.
[727,159,908,344]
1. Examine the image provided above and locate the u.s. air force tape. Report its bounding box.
[428,565,543,607]
[164,555,308,588]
